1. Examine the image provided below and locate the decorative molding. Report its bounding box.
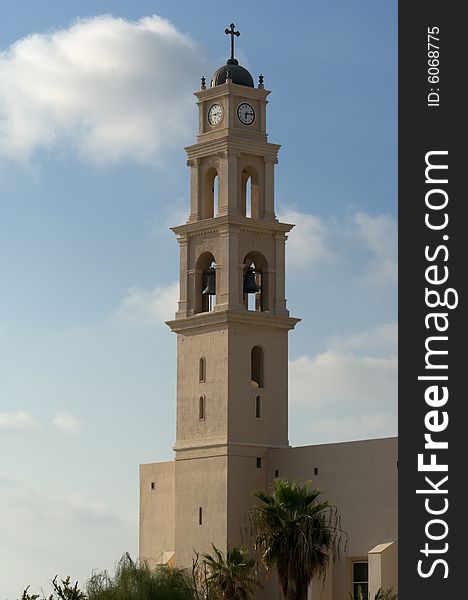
[166,308,300,334]
[185,137,280,163]
[171,215,294,236]
[194,83,270,102]
[174,440,291,455]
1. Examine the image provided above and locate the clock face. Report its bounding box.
[208,103,223,126]
[237,103,255,125]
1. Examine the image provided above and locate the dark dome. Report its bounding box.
[211,58,254,88]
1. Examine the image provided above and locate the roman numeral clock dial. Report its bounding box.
[208,103,223,126]
[237,102,255,125]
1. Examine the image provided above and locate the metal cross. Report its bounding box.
[225,23,240,60]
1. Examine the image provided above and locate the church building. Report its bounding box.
[140,25,398,600]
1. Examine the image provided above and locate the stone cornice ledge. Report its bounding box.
[171,214,294,236]
[166,310,300,334]
[174,440,291,453]
[185,137,280,161]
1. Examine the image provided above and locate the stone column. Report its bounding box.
[188,158,200,222]
[274,232,288,315]
[263,157,277,221]
[176,235,189,318]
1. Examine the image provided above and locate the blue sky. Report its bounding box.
[0,1,397,597]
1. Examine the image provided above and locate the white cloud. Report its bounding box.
[278,209,396,285]
[353,212,397,285]
[279,209,332,268]
[0,15,205,164]
[115,281,178,323]
[0,410,39,431]
[0,474,134,599]
[289,322,397,443]
[53,412,83,432]
[328,321,397,357]
[304,412,397,443]
[290,352,397,409]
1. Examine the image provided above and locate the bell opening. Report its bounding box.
[243,263,262,312]
[202,263,217,312]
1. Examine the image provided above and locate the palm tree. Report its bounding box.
[201,545,261,600]
[85,552,194,600]
[249,479,346,600]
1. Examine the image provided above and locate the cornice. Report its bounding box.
[173,440,290,457]
[166,309,300,334]
[170,214,294,237]
[185,136,281,162]
[194,81,271,102]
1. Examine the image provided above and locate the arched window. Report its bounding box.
[244,261,262,311]
[255,395,261,419]
[251,346,264,388]
[199,357,206,382]
[202,260,217,312]
[213,175,219,216]
[243,251,268,312]
[245,175,252,218]
[195,252,216,314]
[203,168,219,219]
[199,395,205,420]
[241,168,259,218]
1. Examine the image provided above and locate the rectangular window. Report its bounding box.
[352,561,368,600]
[255,395,261,419]
[199,506,203,525]
[199,357,206,382]
[256,457,262,469]
[199,396,205,420]
[150,481,156,491]
[314,467,318,475]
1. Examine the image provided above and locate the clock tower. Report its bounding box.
[140,22,299,572]
[140,24,399,600]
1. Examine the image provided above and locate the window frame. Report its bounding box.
[199,356,206,383]
[351,560,369,600]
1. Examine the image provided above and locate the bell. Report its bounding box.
[202,267,216,295]
[243,267,260,294]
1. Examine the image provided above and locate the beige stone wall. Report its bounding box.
[175,327,229,447]
[175,452,228,568]
[368,541,398,598]
[226,446,269,547]
[227,323,289,447]
[139,461,175,566]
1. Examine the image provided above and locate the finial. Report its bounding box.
[258,74,264,89]
[200,76,206,90]
[224,23,240,60]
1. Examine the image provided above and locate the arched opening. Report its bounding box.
[243,251,268,312]
[199,395,205,420]
[251,346,264,388]
[245,175,252,218]
[195,252,217,314]
[213,175,219,216]
[241,167,259,218]
[202,168,219,219]
[199,357,206,382]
